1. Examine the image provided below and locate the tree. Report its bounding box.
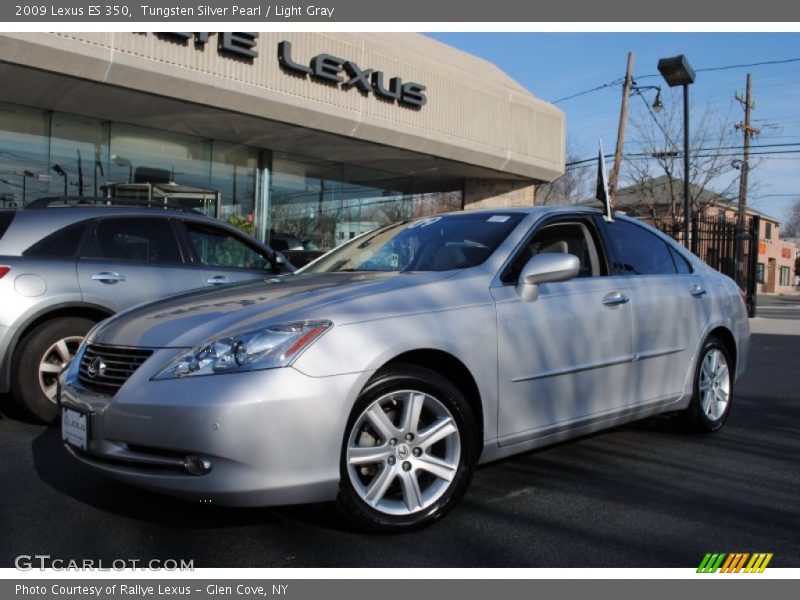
[783,197,800,238]
[536,144,593,205]
[620,91,757,233]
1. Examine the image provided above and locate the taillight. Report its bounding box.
[0,266,9,279]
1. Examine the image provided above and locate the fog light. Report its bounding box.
[184,455,213,475]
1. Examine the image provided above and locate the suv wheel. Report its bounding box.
[336,364,478,532]
[11,317,95,423]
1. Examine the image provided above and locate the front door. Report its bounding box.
[493,219,633,445]
[179,219,276,287]
[77,216,204,312]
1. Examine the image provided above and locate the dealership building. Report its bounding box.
[0,32,564,250]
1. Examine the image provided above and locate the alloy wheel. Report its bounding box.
[346,389,461,516]
[38,336,83,403]
[698,348,731,421]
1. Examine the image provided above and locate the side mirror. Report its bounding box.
[517,253,580,302]
[273,252,287,266]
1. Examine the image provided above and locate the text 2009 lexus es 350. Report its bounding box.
[59,207,749,531]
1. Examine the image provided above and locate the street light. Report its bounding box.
[658,54,696,251]
[630,84,663,113]
[51,164,68,196]
[22,170,34,205]
[111,154,133,183]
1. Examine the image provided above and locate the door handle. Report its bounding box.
[602,291,629,306]
[206,275,232,285]
[690,285,707,298]
[91,272,126,284]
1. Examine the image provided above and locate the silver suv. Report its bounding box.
[0,202,290,422]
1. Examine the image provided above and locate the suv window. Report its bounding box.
[23,221,88,258]
[605,220,678,275]
[184,221,272,270]
[0,211,14,240]
[503,221,602,283]
[85,218,182,263]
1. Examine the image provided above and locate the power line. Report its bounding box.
[552,78,625,104]
[553,57,800,104]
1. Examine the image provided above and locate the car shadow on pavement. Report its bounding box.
[30,424,351,533]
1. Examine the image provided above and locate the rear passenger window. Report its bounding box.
[605,220,677,275]
[24,222,87,258]
[85,218,182,263]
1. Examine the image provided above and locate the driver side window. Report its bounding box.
[502,221,603,283]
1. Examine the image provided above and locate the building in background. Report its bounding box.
[0,32,564,252]
[616,176,797,294]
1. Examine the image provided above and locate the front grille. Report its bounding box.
[77,344,153,395]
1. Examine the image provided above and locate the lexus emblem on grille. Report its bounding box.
[87,357,107,378]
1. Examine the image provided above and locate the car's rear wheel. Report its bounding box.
[676,336,733,433]
[11,317,95,423]
[336,364,478,532]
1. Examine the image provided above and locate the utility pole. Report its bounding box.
[609,52,635,207]
[734,73,759,288]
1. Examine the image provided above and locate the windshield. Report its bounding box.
[304,212,525,273]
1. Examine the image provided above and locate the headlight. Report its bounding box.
[153,320,331,380]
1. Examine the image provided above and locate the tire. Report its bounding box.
[336,363,478,532]
[10,316,95,423]
[675,336,734,433]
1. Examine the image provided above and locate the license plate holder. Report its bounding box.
[61,407,90,451]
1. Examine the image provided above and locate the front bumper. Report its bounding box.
[59,347,369,507]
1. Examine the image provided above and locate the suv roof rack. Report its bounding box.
[24,196,205,215]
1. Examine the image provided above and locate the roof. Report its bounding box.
[615,175,781,224]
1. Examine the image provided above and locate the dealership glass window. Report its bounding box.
[339,164,412,245]
[50,113,109,199]
[268,154,416,254]
[268,153,344,252]
[780,266,791,287]
[107,124,216,215]
[756,262,765,284]
[210,142,259,232]
[0,103,51,207]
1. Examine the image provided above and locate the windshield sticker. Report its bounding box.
[488,215,511,223]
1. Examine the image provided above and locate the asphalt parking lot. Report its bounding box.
[1,298,799,568]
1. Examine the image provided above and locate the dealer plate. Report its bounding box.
[61,407,89,450]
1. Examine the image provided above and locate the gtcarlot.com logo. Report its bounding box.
[697,552,773,573]
[14,554,194,571]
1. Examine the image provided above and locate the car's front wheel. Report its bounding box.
[336,364,478,532]
[11,316,95,423]
[676,336,734,433]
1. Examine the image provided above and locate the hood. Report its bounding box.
[89,271,457,348]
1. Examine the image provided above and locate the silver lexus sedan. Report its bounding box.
[59,206,749,531]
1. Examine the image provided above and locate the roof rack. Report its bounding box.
[24,196,205,215]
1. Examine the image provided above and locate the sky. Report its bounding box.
[428,33,800,224]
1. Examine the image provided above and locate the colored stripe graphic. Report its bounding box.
[697,552,773,573]
[697,553,726,573]
[744,553,773,573]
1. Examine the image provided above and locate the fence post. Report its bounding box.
[748,216,760,318]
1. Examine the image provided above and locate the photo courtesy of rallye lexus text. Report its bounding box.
[58,206,749,532]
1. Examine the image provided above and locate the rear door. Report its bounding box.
[178,219,275,287]
[77,216,204,312]
[493,215,634,444]
[599,218,711,406]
